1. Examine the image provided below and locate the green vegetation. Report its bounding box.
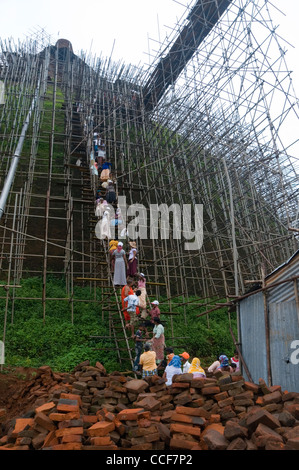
[0,276,237,373]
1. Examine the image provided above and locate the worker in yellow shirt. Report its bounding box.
[139,343,158,378]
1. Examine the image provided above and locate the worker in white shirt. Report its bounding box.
[179,351,191,373]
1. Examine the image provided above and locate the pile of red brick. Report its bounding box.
[0,360,298,450]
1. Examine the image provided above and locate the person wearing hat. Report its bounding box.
[105,180,116,204]
[148,317,165,364]
[179,352,191,373]
[148,300,160,323]
[112,242,128,286]
[127,241,138,277]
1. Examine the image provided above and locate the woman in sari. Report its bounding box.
[150,317,165,364]
[112,242,128,286]
[127,241,138,277]
[188,357,206,378]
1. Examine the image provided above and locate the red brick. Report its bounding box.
[60,393,82,406]
[90,436,114,446]
[214,391,228,402]
[224,420,248,440]
[62,434,82,444]
[283,403,299,419]
[34,412,56,432]
[49,411,80,421]
[210,414,221,423]
[218,396,234,408]
[135,396,161,412]
[42,430,59,448]
[171,412,206,427]
[87,421,115,437]
[124,379,149,394]
[35,402,56,415]
[117,408,149,421]
[170,438,199,450]
[175,406,207,418]
[114,418,126,436]
[51,443,82,450]
[56,398,80,413]
[82,415,98,424]
[129,443,153,450]
[191,378,206,389]
[55,427,84,438]
[202,428,229,450]
[253,423,284,448]
[246,408,280,432]
[227,437,247,450]
[262,390,282,405]
[285,437,299,450]
[170,383,190,390]
[202,386,221,395]
[128,424,157,438]
[11,418,34,438]
[170,423,201,438]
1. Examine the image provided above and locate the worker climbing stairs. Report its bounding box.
[67,98,190,375]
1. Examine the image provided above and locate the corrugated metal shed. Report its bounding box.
[239,250,299,392]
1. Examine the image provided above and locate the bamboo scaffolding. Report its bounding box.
[0,1,298,370]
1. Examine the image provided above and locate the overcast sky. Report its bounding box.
[0,0,298,154]
[0,0,298,89]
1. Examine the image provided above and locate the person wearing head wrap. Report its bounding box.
[149,317,165,364]
[179,352,191,373]
[109,240,119,272]
[217,355,233,373]
[188,358,206,378]
[164,355,182,386]
[99,210,111,239]
[112,242,128,286]
[127,241,138,277]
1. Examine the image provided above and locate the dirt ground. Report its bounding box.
[0,366,39,423]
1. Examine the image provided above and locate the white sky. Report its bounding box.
[0,0,298,158]
[0,0,298,88]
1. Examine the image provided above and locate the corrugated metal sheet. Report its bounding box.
[239,292,268,384]
[239,252,299,392]
[267,258,298,303]
[269,297,299,391]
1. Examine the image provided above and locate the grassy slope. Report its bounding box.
[0,276,237,373]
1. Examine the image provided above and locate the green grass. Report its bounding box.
[0,276,237,373]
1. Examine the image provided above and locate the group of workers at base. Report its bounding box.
[134,341,240,383]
